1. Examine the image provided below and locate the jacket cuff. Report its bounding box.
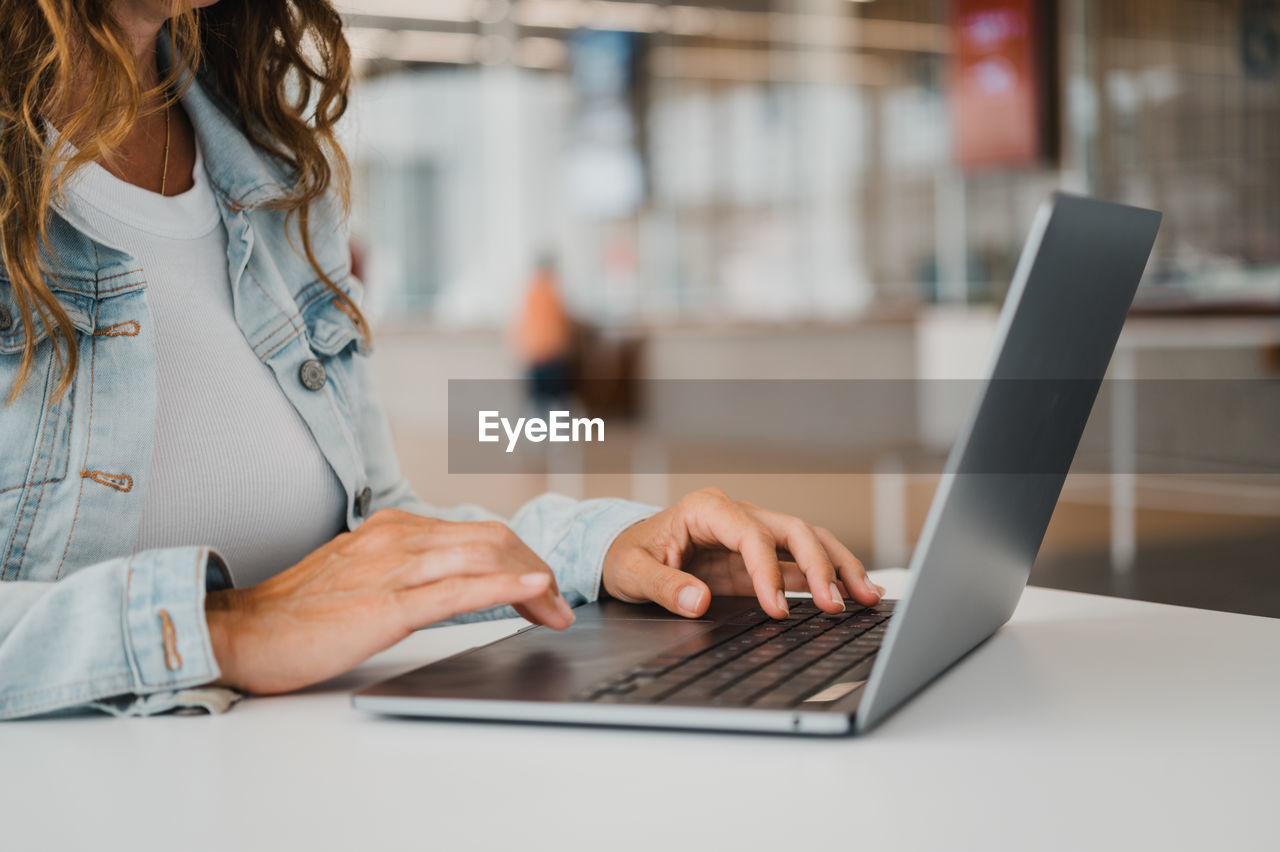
[542,498,658,606]
[122,546,223,694]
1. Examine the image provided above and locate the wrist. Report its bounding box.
[205,589,244,689]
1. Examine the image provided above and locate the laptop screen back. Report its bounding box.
[855,194,1162,732]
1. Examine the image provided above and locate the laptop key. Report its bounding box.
[624,681,681,702]
[725,609,769,626]
[584,607,893,705]
[753,679,842,708]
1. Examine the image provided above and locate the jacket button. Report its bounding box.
[355,486,373,517]
[298,358,326,391]
[0,304,12,332]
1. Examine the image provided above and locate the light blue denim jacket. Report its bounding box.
[0,50,655,720]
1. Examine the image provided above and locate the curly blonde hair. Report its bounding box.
[0,0,363,404]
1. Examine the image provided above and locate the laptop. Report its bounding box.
[354,193,1162,735]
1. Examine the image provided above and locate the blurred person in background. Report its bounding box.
[513,255,574,414]
[0,0,884,720]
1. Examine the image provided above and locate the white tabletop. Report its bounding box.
[4,570,1279,852]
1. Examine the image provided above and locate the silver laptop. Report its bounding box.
[354,194,1162,735]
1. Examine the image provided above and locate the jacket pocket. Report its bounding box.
[0,285,92,496]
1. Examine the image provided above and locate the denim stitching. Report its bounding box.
[0,472,74,496]
[91,279,148,296]
[245,269,305,346]
[118,553,217,692]
[159,610,183,671]
[330,296,365,332]
[250,267,351,356]
[42,276,146,299]
[93,321,140,337]
[0,313,94,350]
[1,348,59,579]
[41,277,148,299]
[252,322,298,359]
[19,379,74,569]
[9,277,88,575]
[56,307,97,579]
[259,327,305,361]
[121,558,142,687]
[247,272,329,357]
[305,266,351,296]
[81,470,133,492]
[52,268,142,284]
[256,328,301,361]
[293,280,328,307]
[209,179,240,210]
[250,314,299,358]
[294,266,352,306]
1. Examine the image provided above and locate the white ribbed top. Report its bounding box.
[62,112,347,588]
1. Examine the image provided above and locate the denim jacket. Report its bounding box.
[0,49,654,720]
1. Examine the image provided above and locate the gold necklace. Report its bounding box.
[160,102,171,196]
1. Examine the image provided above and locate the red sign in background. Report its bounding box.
[951,0,1046,168]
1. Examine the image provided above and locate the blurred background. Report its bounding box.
[333,0,1280,616]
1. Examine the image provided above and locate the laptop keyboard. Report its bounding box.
[576,600,894,709]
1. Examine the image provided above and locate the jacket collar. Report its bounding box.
[157,29,293,213]
[37,30,293,288]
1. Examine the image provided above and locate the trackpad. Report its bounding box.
[380,619,714,702]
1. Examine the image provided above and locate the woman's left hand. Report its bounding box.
[602,487,886,619]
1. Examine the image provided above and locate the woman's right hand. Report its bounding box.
[204,509,575,694]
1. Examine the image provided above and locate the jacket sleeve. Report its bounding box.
[354,353,659,621]
[0,546,239,720]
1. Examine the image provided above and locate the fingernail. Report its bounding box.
[520,572,551,587]
[677,585,704,615]
[876,584,887,598]
[828,582,845,611]
[775,590,789,615]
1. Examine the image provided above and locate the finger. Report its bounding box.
[780,562,849,596]
[513,585,576,629]
[701,556,844,597]
[395,572,554,629]
[392,526,576,629]
[688,495,788,618]
[746,508,845,613]
[813,526,882,606]
[513,601,552,627]
[612,549,712,618]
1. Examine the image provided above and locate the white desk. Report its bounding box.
[4,570,1279,852]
